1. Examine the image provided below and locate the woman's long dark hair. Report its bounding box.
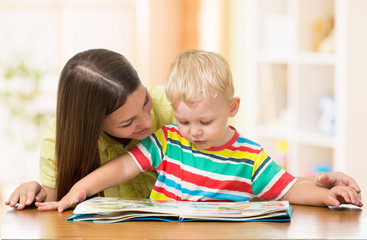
[56,49,141,200]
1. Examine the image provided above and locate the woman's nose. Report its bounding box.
[136,110,152,128]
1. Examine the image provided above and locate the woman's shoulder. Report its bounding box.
[148,85,175,131]
[147,85,170,105]
[43,118,57,139]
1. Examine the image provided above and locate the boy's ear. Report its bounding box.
[229,97,240,117]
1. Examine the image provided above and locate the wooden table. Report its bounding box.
[1,201,366,240]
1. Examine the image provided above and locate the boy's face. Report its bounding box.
[173,91,239,150]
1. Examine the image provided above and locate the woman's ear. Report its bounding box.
[229,97,240,117]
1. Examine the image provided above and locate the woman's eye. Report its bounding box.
[120,118,135,128]
[143,95,149,106]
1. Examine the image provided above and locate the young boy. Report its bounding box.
[36,50,362,212]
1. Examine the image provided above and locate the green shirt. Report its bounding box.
[39,85,175,198]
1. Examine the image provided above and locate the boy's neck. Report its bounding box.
[202,125,237,151]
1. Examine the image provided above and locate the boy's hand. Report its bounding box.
[325,186,363,207]
[316,171,361,193]
[35,190,87,212]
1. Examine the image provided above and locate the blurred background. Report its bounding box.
[1,0,366,201]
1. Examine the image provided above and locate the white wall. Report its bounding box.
[0,0,140,185]
[345,0,367,202]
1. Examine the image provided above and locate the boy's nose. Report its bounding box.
[190,127,203,138]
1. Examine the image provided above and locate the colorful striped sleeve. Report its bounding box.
[128,126,169,171]
[251,148,296,200]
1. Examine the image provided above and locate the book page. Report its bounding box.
[74,197,289,219]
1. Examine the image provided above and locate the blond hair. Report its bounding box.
[165,49,234,107]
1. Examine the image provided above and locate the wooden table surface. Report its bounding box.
[1,200,366,240]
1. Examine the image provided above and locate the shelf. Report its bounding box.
[256,50,335,65]
[256,52,290,64]
[297,131,334,148]
[252,124,292,141]
[239,0,367,195]
[297,52,335,65]
[245,0,340,175]
[297,144,334,176]
[252,124,334,148]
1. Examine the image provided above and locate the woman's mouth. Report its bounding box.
[135,128,150,135]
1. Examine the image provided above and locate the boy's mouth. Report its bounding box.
[193,140,207,145]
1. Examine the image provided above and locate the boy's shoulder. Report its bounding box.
[228,126,262,149]
[152,123,180,137]
[236,134,262,148]
[232,131,264,156]
[160,123,181,136]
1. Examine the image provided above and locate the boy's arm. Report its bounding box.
[35,153,140,212]
[282,180,363,207]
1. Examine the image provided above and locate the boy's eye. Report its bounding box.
[201,120,213,125]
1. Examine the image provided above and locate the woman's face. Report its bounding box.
[102,84,153,140]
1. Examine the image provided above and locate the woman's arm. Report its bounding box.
[36,153,140,212]
[298,171,361,193]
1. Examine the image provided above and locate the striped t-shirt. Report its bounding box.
[128,124,296,202]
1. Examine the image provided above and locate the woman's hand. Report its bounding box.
[5,181,48,210]
[315,171,361,193]
[35,189,87,212]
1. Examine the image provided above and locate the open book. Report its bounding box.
[67,197,292,223]
[68,197,292,223]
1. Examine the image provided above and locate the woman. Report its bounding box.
[6,49,361,210]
